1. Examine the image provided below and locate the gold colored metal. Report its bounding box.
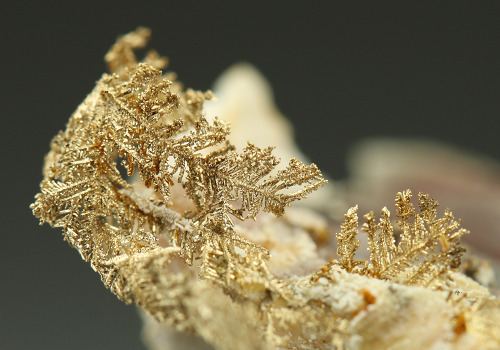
[31,28,499,350]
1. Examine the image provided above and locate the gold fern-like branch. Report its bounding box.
[333,190,468,285]
[31,27,326,303]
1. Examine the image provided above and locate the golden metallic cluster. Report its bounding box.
[334,190,468,286]
[31,27,325,300]
[31,28,499,350]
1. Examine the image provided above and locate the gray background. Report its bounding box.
[2,1,500,349]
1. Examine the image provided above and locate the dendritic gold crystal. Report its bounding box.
[334,190,467,286]
[32,28,499,350]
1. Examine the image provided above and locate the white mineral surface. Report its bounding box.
[139,64,500,350]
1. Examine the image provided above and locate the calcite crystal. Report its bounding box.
[32,28,500,350]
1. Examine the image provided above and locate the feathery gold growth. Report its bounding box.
[333,189,468,286]
[31,27,326,302]
[31,28,499,350]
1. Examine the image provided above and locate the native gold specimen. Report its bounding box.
[32,28,500,350]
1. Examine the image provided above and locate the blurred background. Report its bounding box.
[2,1,500,349]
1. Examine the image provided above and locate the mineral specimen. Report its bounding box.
[32,28,500,350]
